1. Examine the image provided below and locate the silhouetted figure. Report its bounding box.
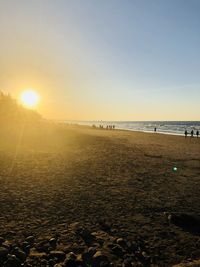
[113,125,115,130]
[184,130,188,138]
[154,127,157,132]
[191,130,194,137]
[196,130,199,138]
[106,125,108,130]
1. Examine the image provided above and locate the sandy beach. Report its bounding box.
[0,124,200,267]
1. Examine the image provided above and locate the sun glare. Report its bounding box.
[20,90,40,108]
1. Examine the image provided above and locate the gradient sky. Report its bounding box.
[0,0,200,120]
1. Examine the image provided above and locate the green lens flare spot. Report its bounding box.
[173,167,178,172]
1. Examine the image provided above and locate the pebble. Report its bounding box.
[49,238,57,248]
[82,247,97,264]
[63,257,76,267]
[110,244,124,257]
[29,251,47,259]
[2,240,11,250]
[92,251,109,267]
[122,258,132,267]
[13,247,27,262]
[79,228,94,245]
[49,259,56,266]
[76,254,86,267]
[25,236,35,245]
[68,251,77,260]
[0,237,5,246]
[50,250,66,261]
[116,238,126,248]
[0,246,9,257]
[4,254,21,267]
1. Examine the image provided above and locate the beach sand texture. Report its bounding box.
[0,125,200,266]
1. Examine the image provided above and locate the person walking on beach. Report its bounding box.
[196,130,199,138]
[191,130,194,138]
[154,127,157,133]
[184,130,188,138]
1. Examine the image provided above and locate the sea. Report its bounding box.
[64,121,200,136]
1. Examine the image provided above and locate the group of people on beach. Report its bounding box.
[100,124,115,130]
[92,124,115,130]
[185,129,199,138]
[154,127,199,138]
[105,125,115,130]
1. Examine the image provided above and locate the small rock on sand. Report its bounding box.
[0,246,9,257]
[92,251,109,267]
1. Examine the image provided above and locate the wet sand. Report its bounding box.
[0,124,200,266]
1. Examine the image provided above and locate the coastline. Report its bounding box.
[63,120,200,137]
[65,123,193,138]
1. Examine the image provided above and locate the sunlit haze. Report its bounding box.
[0,0,200,120]
[20,90,40,108]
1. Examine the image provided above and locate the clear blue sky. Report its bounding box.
[0,0,200,120]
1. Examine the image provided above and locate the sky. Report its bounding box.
[0,0,200,121]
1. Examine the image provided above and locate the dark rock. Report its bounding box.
[126,241,137,253]
[13,247,26,262]
[25,236,35,246]
[106,242,115,250]
[99,261,111,267]
[63,251,77,267]
[2,240,11,250]
[116,238,126,248]
[0,237,5,246]
[122,258,132,267]
[5,231,16,238]
[78,228,94,245]
[76,254,86,267]
[50,251,66,262]
[49,238,57,249]
[68,252,77,260]
[49,258,56,266]
[35,241,50,253]
[22,241,29,249]
[88,247,97,254]
[4,254,21,267]
[110,245,124,258]
[23,245,31,255]
[92,251,109,267]
[82,247,97,264]
[63,257,76,267]
[0,246,9,257]
[169,213,200,235]
[21,242,30,255]
[98,220,111,232]
[41,258,48,266]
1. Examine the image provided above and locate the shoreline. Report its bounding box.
[65,123,197,138]
[60,120,200,137]
[115,127,185,137]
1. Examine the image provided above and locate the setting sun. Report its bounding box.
[20,90,40,108]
